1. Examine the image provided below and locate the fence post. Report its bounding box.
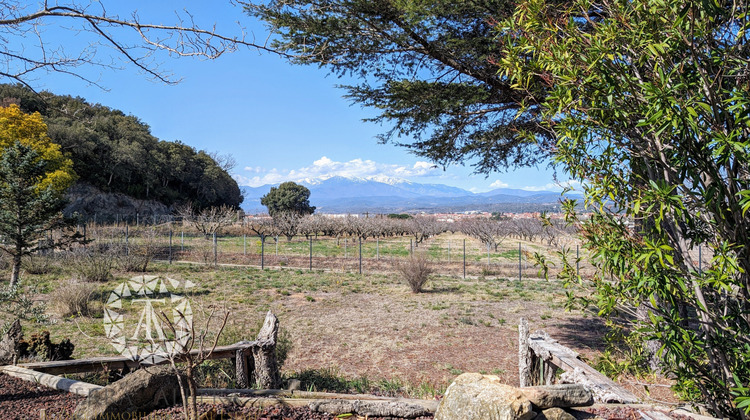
[181,230,184,252]
[244,234,247,257]
[376,237,379,261]
[345,238,348,258]
[213,232,218,267]
[83,223,87,246]
[463,239,466,279]
[125,225,129,256]
[518,242,522,281]
[576,244,580,277]
[261,238,265,270]
[487,242,490,268]
[275,236,278,256]
[169,230,173,264]
[309,237,313,271]
[410,239,413,255]
[359,237,362,275]
[448,242,451,263]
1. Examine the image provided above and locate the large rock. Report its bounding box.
[533,407,577,420]
[521,384,593,409]
[435,373,536,420]
[0,320,22,365]
[73,365,185,419]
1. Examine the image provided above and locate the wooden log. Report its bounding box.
[252,311,280,389]
[0,319,22,364]
[528,332,639,404]
[17,341,257,375]
[518,317,531,387]
[0,365,102,397]
[198,388,430,403]
[194,393,438,414]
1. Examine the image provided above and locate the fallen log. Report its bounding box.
[0,365,102,397]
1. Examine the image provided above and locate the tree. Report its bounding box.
[0,105,76,286]
[260,182,315,217]
[0,1,284,89]
[177,203,237,239]
[244,0,551,173]
[501,0,750,416]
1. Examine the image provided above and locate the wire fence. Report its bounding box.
[58,223,611,280]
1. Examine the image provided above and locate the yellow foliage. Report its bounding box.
[0,104,76,193]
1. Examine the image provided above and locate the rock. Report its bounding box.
[521,384,593,409]
[73,365,185,419]
[0,320,22,365]
[435,373,536,420]
[533,407,576,420]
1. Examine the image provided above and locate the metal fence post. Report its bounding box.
[181,230,184,252]
[169,230,173,264]
[125,225,129,256]
[213,232,218,267]
[518,242,522,281]
[309,237,313,271]
[244,234,247,256]
[359,236,362,274]
[487,242,490,267]
[376,237,379,261]
[261,238,265,270]
[463,239,466,279]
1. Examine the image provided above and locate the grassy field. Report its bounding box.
[2,254,613,396]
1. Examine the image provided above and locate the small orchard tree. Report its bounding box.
[0,105,76,287]
[177,203,236,239]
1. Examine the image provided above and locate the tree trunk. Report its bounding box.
[10,253,21,287]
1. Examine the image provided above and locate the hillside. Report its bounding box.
[0,84,243,216]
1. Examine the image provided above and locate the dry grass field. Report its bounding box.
[1,231,679,405]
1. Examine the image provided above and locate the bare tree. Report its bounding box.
[0,1,295,89]
[245,216,277,244]
[159,304,229,420]
[273,211,301,242]
[459,218,507,252]
[177,204,236,239]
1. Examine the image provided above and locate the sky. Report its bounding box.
[14,1,567,196]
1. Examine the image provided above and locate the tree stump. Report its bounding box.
[235,346,253,388]
[252,311,280,389]
[0,319,22,365]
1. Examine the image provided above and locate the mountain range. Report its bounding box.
[240,175,575,214]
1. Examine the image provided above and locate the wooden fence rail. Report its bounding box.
[518,317,639,404]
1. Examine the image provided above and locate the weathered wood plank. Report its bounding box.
[0,365,103,396]
[528,333,639,404]
[16,341,257,375]
[518,318,532,387]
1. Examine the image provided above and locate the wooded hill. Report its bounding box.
[0,84,242,211]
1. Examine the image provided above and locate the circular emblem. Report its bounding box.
[103,275,194,364]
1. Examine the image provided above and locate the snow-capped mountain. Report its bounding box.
[240,175,571,214]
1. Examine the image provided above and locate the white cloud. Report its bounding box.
[521,179,580,192]
[489,180,509,189]
[233,156,440,187]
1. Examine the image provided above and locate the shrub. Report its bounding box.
[394,253,434,293]
[17,331,74,361]
[50,281,97,318]
[21,254,57,275]
[117,229,160,272]
[71,248,115,282]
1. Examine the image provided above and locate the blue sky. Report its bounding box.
[16,1,568,194]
